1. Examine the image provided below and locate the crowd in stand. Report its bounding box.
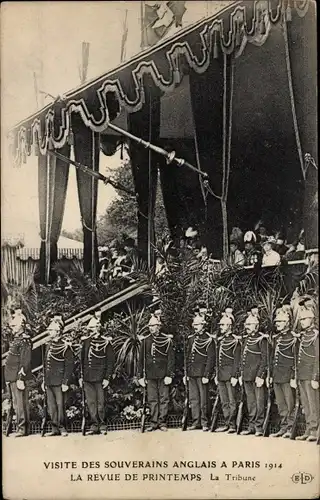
[95,222,309,284]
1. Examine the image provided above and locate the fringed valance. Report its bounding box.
[9,0,310,166]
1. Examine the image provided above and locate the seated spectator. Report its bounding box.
[261,237,281,266]
[229,227,243,249]
[285,229,306,261]
[155,256,168,277]
[243,231,262,266]
[274,231,288,256]
[228,238,245,267]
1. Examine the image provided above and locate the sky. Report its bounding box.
[1,1,232,237]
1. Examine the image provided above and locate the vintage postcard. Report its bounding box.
[1,1,319,499]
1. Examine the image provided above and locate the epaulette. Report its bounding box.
[259,333,269,340]
[233,334,242,341]
[101,336,113,342]
[81,334,92,341]
[188,334,195,338]
[138,334,150,341]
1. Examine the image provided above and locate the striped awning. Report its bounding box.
[16,247,83,261]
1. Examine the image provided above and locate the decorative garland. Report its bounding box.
[9,0,310,167]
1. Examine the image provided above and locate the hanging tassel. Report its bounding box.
[235,20,241,46]
[286,1,292,22]
[213,30,219,59]
[120,142,124,160]
[67,127,74,146]
[258,12,266,36]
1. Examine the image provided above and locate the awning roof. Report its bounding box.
[10,0,311,165]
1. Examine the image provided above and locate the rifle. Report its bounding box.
[41,345,48,437]
[263,336,274,437]
[236,338,245,434]
[78,343,87,436]
[290,341,301,440]
[181,335,190,431]
[210,336,220,432]
[140,338,147,433]
[5,383,14,436]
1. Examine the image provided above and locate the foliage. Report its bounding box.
[112,304,149,377]
[97,157,168,246]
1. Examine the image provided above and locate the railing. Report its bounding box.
[1,281,151,366]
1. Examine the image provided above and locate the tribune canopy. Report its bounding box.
[9,0,317,273]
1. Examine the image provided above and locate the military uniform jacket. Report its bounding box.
[241,332,268,381]
[44,339,75,386]
[186,332,215,378]
[81,335,115,383]
[138,332,175,379]
[297,329,319,382]
[4,334,32,383]
[217,333,241,381]
[271,330,296,383]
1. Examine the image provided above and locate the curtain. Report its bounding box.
[38,152,56,283]
[128,85,160,265]
[38,144,70,283]
[72,114,99,277]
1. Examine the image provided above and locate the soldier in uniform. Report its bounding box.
[79,311,115,435]
[239,308,268,436]
[215,308,241,433]
[137,314,175,432]
[4,310,32,437]
[185,313,215,431]
[269,305,296,438]
[295,302,319,442]
[43,316,75,437]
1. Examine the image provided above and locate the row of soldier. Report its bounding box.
[4,300,319,441]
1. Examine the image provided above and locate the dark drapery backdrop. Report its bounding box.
[38,144,71,283]
[128,82,161,263]
[72,114,100,277]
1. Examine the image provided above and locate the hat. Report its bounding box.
[244,231,257,243]
[193,314,206,326]
[245,307,260,326]
[262,236,276,246]
[185,227,198,238]
[275,305,291,322]
[219,308,234,325]
[148,314,161,327]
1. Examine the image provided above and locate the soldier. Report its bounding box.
[239,308,268,436]
[79,311,115,435]
[295,301,319,442]
[185,313,215,431]
[137,314,174,432]
[215,308,241,433]
[4,310,32,437]
[269,305,296,438]
[43,316,75,437]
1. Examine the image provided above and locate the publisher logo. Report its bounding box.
[291,472,314,485]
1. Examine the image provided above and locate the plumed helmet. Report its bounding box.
[245,307,260,325]
[87,316,100,330]
[275,305,291,323]
[244,231,257,243]
[193,313,206,326]
[148,314,161,327]
[219,308,234,325]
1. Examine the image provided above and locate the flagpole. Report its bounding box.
[140,0,146,50]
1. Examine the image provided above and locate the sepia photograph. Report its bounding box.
[1,1,318,499]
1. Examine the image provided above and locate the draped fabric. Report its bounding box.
[1,246,37,288]
[38,144,70,283]
[50,143,71,269]
[38,152,56,283]
[128,84,160,264]
[72,114,99,277]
